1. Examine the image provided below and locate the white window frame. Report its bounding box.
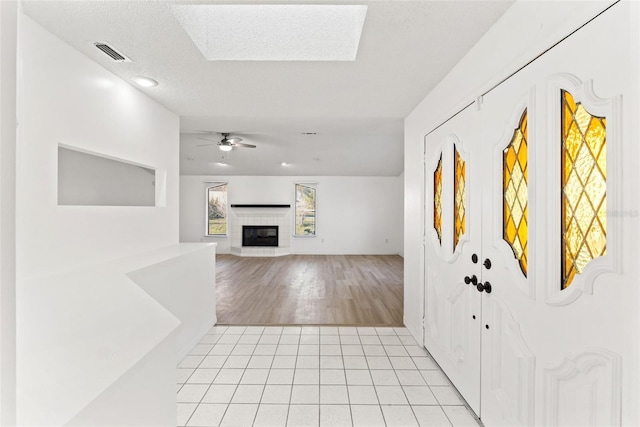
[205,182,228,236]
[294,183,317,237]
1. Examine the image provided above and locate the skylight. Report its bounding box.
[171,4,368,61]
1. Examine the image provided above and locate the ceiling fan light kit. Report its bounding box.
[194,132,257,151]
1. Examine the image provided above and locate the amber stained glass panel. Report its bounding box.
[434,155,443,244]
[454,146,466,249]
[503,110,528,277]
[561,90,607,289]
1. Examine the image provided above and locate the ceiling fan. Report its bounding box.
[197,132,256,152]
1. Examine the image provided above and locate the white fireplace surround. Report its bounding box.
[230,207,291,256]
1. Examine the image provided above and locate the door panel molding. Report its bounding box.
[426,140,446,259]
[450,135,471,263]
[427,134,473,264]
[425,147,446,254]
[483,296,536,426]
[446,280,472,368]
[543,74,623,305]
[425,266,476,373]
[424,267,441,340]
[488,92,536,300]
[543,348,622,427]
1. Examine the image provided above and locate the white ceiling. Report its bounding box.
[170,4,368,61]
[22,0,514,176]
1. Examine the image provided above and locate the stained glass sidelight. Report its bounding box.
[561,90,607,289]
[434,155,443,244]
[454,146,466,250]
[503,110,529,277]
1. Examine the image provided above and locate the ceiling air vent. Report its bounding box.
[93,42,132,62]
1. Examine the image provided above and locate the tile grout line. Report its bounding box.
[405,329,461,427]
[212,326,248,426]
[244,326,270,427]
[178,325,478,427]
[413,337,467,425]
[340,328,355,427]
[182,325,236,427]
[394,328,432,427]
[376,327,394,427]
[181,326,229,426]
[318,330,321,427]
[284,326,306,426]
[289,327,303,426]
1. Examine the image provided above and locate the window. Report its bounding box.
[207,183,228,235]
[561,90,607,289]
[503,110,529,277]
[433,154,443,244]
[453,145,466,250]
[295,183,316,236]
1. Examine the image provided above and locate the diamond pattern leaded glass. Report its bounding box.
[454,146,466,250]
[561,90,607,289]
[503,110,528,277]
[434,155,443,244]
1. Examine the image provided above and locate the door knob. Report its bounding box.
[464,275,478,285]
[483,258,492,269]
[476,281,492,293]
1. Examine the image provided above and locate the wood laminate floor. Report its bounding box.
[215,254,404,326]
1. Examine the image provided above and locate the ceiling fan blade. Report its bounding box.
[196,143,215,147]
[197,137,216,142]
[232,142,256,148]
[226,137,243,144]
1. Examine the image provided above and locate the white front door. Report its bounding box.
[479,3,637,425]
[423,105,482,414]
[423,2,638,425]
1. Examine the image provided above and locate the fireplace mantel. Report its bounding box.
[229,207,291,257]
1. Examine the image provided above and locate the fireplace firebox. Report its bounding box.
[242,225,279,247]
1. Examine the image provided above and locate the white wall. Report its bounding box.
[181,175,403,255]
[0,1,17,425]
[17,15,179,281]
[403,1,618,341]
[128,244,217,362]
[65,332,177,427]
[16,14,182,426]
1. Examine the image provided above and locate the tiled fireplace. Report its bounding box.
[229,205,291,257]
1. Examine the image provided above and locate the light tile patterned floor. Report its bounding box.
[177,326,481,427]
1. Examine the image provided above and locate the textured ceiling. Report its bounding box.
[171,4,368,61]
[22,0,514,176]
